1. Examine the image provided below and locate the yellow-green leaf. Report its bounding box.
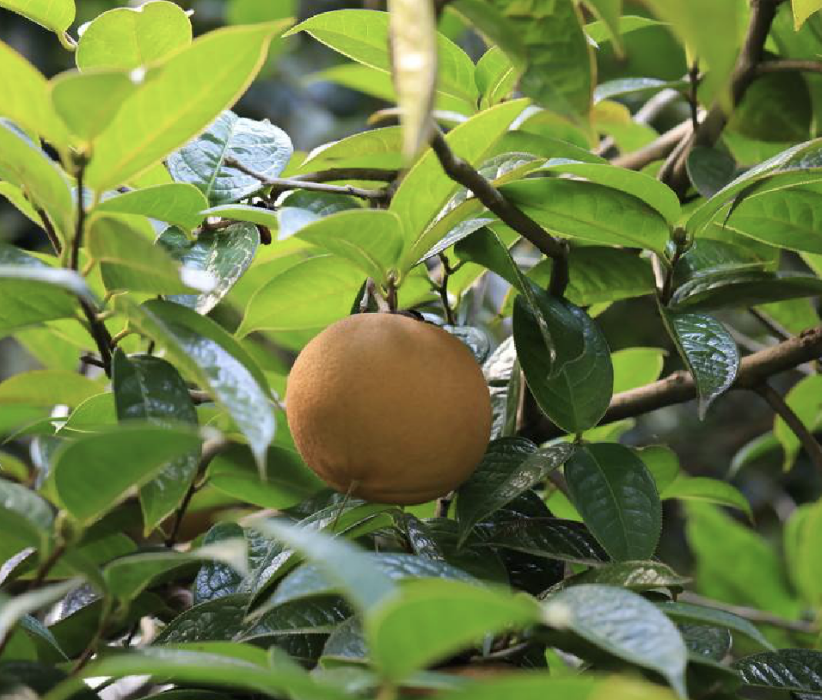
[792,0,822,30]
[0,0,75,33]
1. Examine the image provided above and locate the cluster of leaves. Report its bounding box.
[0,0,822,699]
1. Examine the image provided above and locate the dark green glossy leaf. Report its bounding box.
[680,623,732,661]
[51,425,202,527]
[658,601,774,651]
[421,518,509,585]
[660,308,739,418]
[567,560,688,592]
[672,270,822,311]
[565,443,661,561]
[686,146,737,199]
[482,337,521,440]
[734,649,822,693]
[158,223,259,314]
[456,438,573,546]
[116,298,274,472]
[241,596,351,642]
[167,110,293,205]
[543,584,688,696]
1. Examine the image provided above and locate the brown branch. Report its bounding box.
[679,591,819,635]
[69,159,88,272]
[526,325,822,440]
[34,207,62,256]
[610,120,692,171]
[754,383,822,476]
[223,157,390,202]
[294,168,399,184]
[429,132,570,296]
[749,307,792,342]
[756,59,822,76]
[78,299,113,377]
[661,0,780,196]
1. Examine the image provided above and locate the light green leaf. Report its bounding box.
[565,443,661,561]
[86,22,286,192]
[584,0,624,54]
[660,308,739,418]
[198,204,279,229]
[76,0,192,70]
[237,255,364,338]
[793,0,822,29]
[158,224,259,315]
[52,424,202,526]
[612,347,666,394]
[286,10,477,109]
[388,0,437,160]
[50,68,141,143]
[661,476,752,519]
[584,15,668,44]
[543,584,688,697]
[292,209,403,283]
[86,214,205,295]
[394,98,530,270]
[296,127,403,173]
[0,476,55,548]
[474,46,518,108]
[95,184,209,231]
[367,578,540,680]
[0,0,75,33]
[0,370,100,408]
[773,374,822,471]
[539,160,681,224]
[789,499,822,607]
[167,110,293,205]
[0,39,68,146]
[501,178,670,254]
[0,120,74,246]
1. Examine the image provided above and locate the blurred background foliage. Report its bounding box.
[1,0,820,583]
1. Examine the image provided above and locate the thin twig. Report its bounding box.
[223,157,390,202]
[26,542,67,591]
[749,307,792,342]
[527,325,822,440]
[79,299,113,377]
[680,591,819,635]
[610,120,692,171]
[754,383,822,477]
[429,132,570,296]
[294,168,399,184]
[34,207,62,256]
[756,59,822,76]
[69,159,88,272]
[436,253,457,325]
[435,491,455,518]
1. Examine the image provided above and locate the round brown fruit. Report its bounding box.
[285,313,492,505]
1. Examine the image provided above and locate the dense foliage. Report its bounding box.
[0,0,821,698]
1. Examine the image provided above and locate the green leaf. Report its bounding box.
[568,560,689,591]
[0,476,55,549]
[789,499,822,607]
[524,248,656,308]
[476,517,608,566]
[501,179,670,254]
[514,293,613,434]
[292,210,403,283]
[483,337,521,440]
[611,347,666,394]
[86,22,286,192]
[296,127,403,173]
[793,0,822,29]
[0,121,73,245]
[475,47,518,108]
[208,444,325,511]
[51,424,201,526]
[660,308,739,417]
[661,476,752,520]
[237,255,364,338]
[417,675,606,700]
[0,370,100,408]
[115,298,275,472]
[198,204,280,229]
[86,215,203,295]
[540,160,681,224]
[686,146,738,199]
[167,110,293,205]
[485,0,594,119]
[671,270,822,311]
[50,68,141,143]
[583,0,624,54]
[95,184,209,231]
[0,41,69,146]
[76,0,192,70]
[734,649,822,693]
[773,374,822,470]
[394,99,529,270]
[543,584,688,697]
[584,15,668,44]
[251,519,396,613]
[43,646,350,700]
[0,580,80,653]
[456,438,573,546]
[0,265,95,336]
[565,443,661,561]
[388,0,437,160]
[658,601,774,651]
[158,224,259,314]
[367,578,540,680]
[286,10,477,110]
[0,0,74,33]
[113,351,200,534]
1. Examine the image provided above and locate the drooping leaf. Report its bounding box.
[158,224,259,314]
[86,22,287,192]
[167,110,293,205]
[543,584,688,696]
[76,0,192,70]
[564,443,662,561]
[658,601,774,651]
[115,298,275,472]
[51,424,201,527]
[660,307,739,418]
